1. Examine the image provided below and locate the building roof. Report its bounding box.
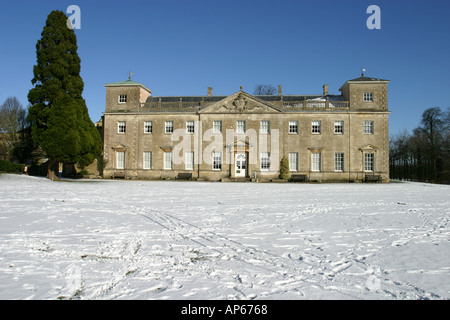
[347,76,390,82]
[339,74,390,92]
[104,79,153,93]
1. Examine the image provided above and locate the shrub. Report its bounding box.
[279,157,290,180]
[0,160,25,173]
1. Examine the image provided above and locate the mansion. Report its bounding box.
[101,74,390,182]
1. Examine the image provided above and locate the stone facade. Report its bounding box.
[102,75,390,182]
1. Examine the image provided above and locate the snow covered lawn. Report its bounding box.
[0,174,449,300]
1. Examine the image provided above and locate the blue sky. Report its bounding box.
[1,0,449,135]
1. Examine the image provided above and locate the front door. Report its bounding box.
[235,153,246,177]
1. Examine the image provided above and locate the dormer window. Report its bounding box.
[118,94,127,104]
[363,92,373,102]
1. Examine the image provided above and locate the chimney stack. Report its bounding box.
[323,84,329,96]
[207,87,213,96]
[278,85,282,95]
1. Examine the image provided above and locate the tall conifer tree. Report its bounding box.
[27,10,101,180]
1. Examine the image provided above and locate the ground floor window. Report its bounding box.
[364,153,374,172]
[164,152,173,170]
[212,152,222,170]
[289,152,298,171]
[185,152,194,170]
[143,152,152,170]
[116,151,125,169]
[334,153,344,171]
[260,153,270,171]
[311,153,321,172]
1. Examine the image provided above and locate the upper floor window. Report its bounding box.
[213,120,222,134]
[144,121,152,134]
[311,121,321,134]
[334,121,344,134]
[118,94,127,104]
[236,121,246,134]
[364,121,374,134]
[165,121,174,134]
[363,92,373,102]
[118,121,126,134]
[260,120,270,134]
[186,121,195,134]
[289,121,298,134]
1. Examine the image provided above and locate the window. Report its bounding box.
[118,95,127,104]
[165,121,174,134]
[289,121,298,134]
[186,121,195,134]
[311,153,321,172]
[116,151,125,169]
[364,153,374,172]
[212,152,222,170]
[364,121,374,134]
[164,152,173,170]
[289,153,298,171]
[213,120,222,134]
[185,152,194,170]
[260,120,270,134]
[144,121,152,134]
[236,121,246,134]
[260,153,270,171]
[118,121,126,134]
[334,121,344,134]
[143,152,152,170]
[334,153,344,171]
[311,121,321,134]
[363,92,373,102]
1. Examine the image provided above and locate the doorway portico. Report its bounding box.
[226,139,253,179]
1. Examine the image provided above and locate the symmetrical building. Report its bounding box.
[101,73,390,182]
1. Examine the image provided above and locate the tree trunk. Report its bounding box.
[47,158,60,181]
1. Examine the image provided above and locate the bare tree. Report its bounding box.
[390,107,450,183]
[253,84,276,95]
[0,97,26,160]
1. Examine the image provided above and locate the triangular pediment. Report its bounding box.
[111,143,129,151]
[360,144,379,151]
[199,90,283,114]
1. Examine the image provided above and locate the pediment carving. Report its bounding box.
[200,91,282,114]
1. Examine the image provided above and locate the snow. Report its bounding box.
[0,174,449,300]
